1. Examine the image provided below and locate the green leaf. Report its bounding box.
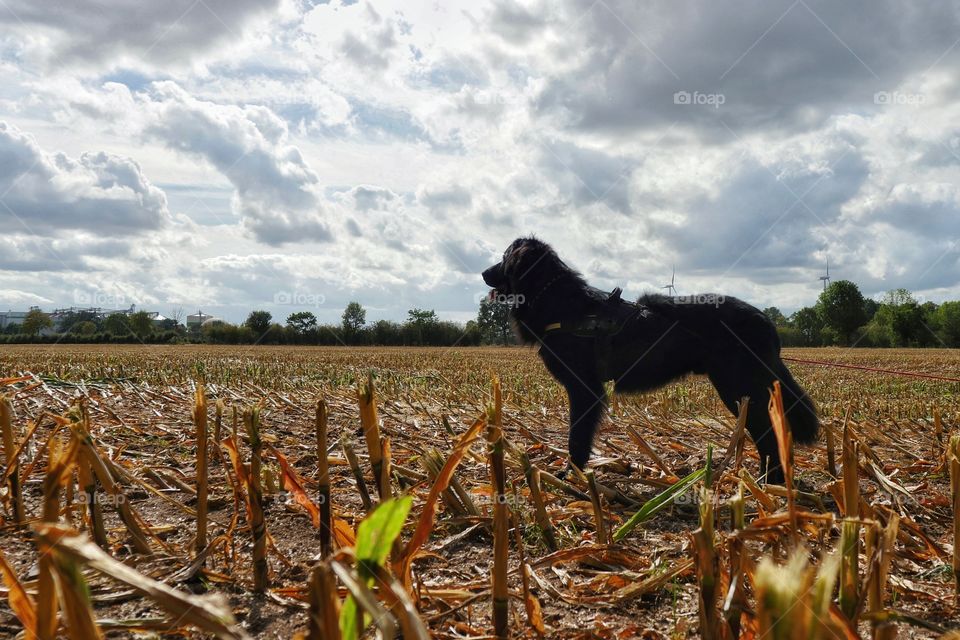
[340,496,413,640]
[355,495,412,572]
[613,467,706,542]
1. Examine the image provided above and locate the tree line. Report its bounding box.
[765,281,960,347]
[0,299,515,347]
[3,283,958,347]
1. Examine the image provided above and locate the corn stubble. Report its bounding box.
[0,346,956,638]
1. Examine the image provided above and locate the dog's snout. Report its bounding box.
[482,263,504,287]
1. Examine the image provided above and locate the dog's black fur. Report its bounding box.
[482,237,819,484]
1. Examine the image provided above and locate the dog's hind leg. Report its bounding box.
[707,366,785,485]
[565,377,606,471]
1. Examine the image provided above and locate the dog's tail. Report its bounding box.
[773,359,820,444]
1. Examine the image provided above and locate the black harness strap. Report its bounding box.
[540,292,648,380]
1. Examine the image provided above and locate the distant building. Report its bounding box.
[148,312,170,327]
[187,311,218,330]
[0,310,29,329]
[0,305,177,333]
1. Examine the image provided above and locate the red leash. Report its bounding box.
[783,356,960,384]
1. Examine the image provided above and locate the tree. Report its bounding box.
[407,308,438,324]
[936,301,960,347]
[22,309,52,336]
[128,311,154,337]
[791,307,823,346]
[341,302,366,342]
[762,306,787,327]
[103,313,130,336]
[245,310,273,336]
[57,310,99,334]
[73,320,97,335]
[287,311,318,334]
[869,289,934,347]
[477,298,513,344]
[885,290,924,346]
[406,308,438,345]
[816,280,867,345]
[157,318,181,332]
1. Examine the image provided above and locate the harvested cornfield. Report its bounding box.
[0,345,958,639]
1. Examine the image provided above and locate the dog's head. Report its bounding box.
[482,237,556,300]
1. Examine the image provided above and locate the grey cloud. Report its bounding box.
[654,147,869,273]
[0,234,132,272]
[533,0,960,136]
[488,1,547,45]
[0,0,281,68]
[438,238,496,274]
[417,185,473,215]
[350,185,398,211]
[340,4,399,70]
[539,140,633,214]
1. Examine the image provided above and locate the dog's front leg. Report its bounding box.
[566,377,606,471]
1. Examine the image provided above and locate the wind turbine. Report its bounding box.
[819,258,831,291]
[661,266,677,296]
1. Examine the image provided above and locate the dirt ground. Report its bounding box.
[0,345,958,638]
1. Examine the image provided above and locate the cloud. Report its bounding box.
[0,121,169,236]
[143,82,333,245]
[417,184,472,215]
[538,140,633,214]
[346,185,398,211]
[340,12,398,70]
[0,0,283,69]
[0,289,52,307]
[532,0,960,136]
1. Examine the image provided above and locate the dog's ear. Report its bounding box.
[502,238,534,274]
[503,239,549,292]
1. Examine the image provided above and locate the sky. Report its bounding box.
[0,0,958,324]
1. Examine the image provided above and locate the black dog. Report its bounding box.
[482,237,819,484]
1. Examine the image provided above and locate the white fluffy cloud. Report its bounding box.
[143,82,333,245]
[0,121,169,235]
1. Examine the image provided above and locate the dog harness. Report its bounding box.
[540,288,649,380]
